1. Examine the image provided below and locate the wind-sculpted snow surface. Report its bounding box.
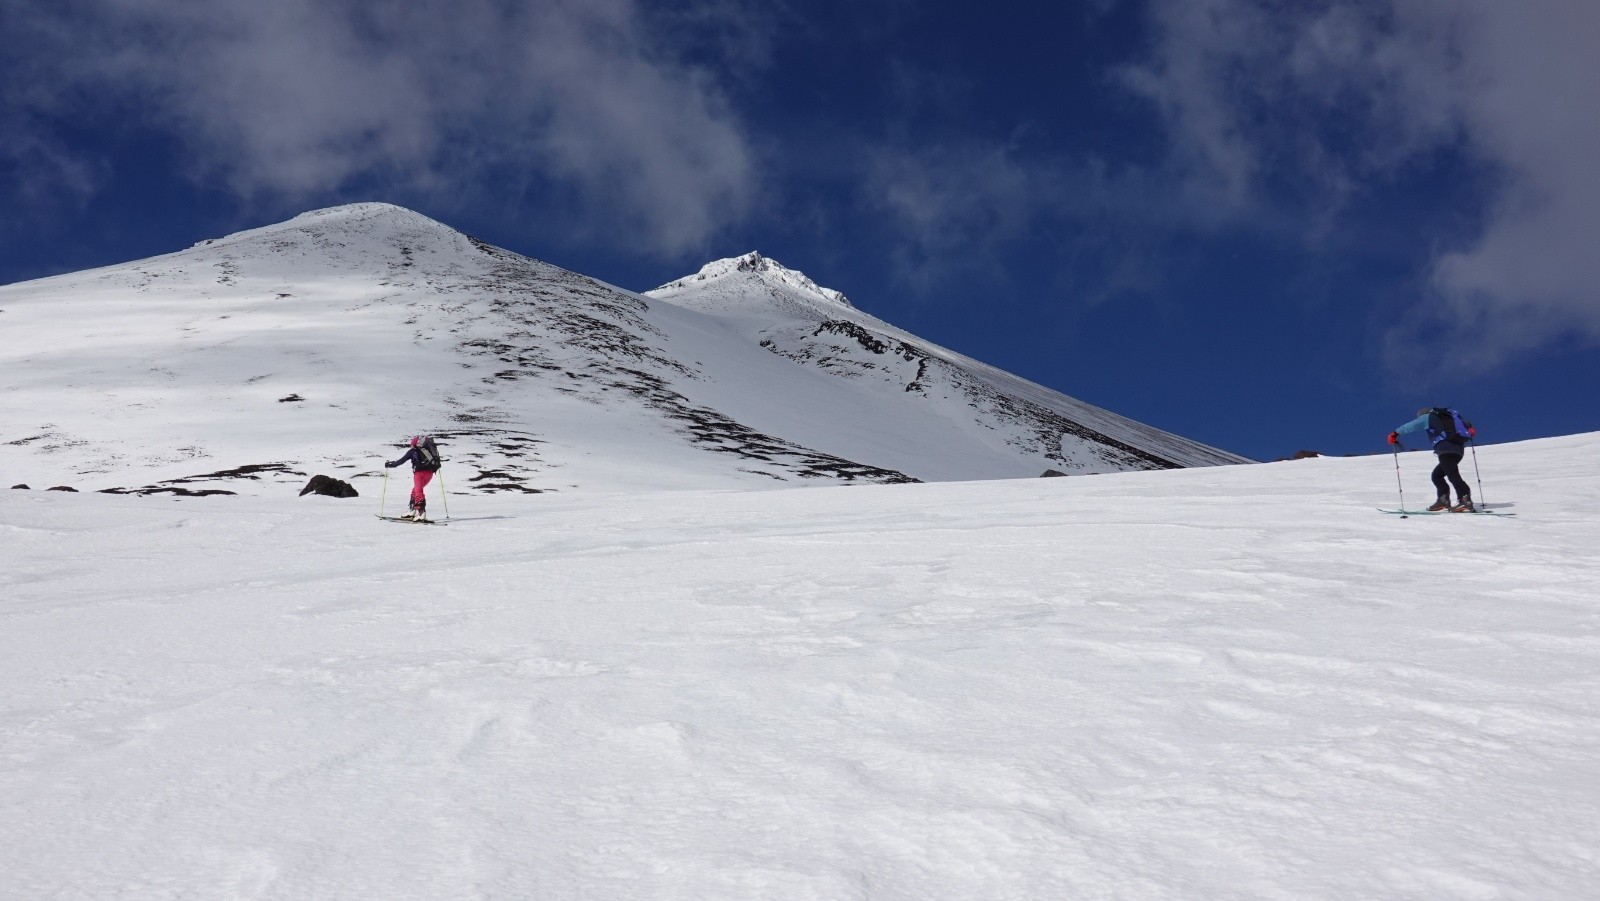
[0,204,1241,496]
[2,434,1598,898]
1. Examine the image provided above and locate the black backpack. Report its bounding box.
[1427,408,1475,445]
[415,436,443,471]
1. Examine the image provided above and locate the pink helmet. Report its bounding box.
[409,436,419,447]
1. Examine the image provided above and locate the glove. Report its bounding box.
[1467,426,1476,438]
[384,461,398,468]
[1387,432,1399,446]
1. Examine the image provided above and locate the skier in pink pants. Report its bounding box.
[384,436,442,520]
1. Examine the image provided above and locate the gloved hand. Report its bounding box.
[384,461,398,468]
[1467,426,1476,438]
[1386,432,1399,446]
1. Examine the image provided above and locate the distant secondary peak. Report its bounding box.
[656,251,854,309]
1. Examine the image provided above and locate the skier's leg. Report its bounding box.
[412,471,434,517]
[1439,453,1472,509]
[1438,453,1466,495]
[411,470,427,512]
[1428,458,1451,509]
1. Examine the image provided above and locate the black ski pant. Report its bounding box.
[1431,452,1470,500]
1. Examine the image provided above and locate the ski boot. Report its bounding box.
[1450,495,1475,513]
[1426,497,1451,512]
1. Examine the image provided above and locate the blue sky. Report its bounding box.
[3,0,1597,463]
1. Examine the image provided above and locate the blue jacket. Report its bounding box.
[1395,411,1465,456]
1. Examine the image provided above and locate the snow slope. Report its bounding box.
[3,434,1597,899]
[0,204,1244,497]
[649,251,1246,478]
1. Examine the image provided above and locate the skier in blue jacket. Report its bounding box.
[1388,408,1476,512]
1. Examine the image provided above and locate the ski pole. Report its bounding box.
[1391,445,1406,512]
[1469,443,1486,507]
[438,470,451,520]
[380,468,389,518]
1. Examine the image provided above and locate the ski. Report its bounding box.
[377,515,447,526]
[1378,509,1515,517]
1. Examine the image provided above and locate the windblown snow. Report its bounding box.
[0,203,1244,498]
[2,434,1597,899]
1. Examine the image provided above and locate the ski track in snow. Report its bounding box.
[3,436,1600,899]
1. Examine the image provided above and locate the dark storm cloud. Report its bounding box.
[1,0,756,254]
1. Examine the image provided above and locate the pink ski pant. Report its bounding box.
[411,470,434,506]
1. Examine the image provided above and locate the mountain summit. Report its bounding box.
[652,251,856,315]
[0,204,1247,497]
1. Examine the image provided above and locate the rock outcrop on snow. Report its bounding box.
[300,475,359,499]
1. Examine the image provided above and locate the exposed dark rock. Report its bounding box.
[604,366,917,484]
[11,484,29,489]
[96,463,299,497]
[278,394,305,402]
[1040,469,1068,478]
[299,474,360,498]
[179,463,302,481]
[904,359,930,393]
[97,486,236,496]
[47,485,78,492]
[815,319,888,355]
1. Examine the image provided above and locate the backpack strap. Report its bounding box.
[1429,408,1473,444]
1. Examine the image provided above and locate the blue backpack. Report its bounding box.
[1426,408,1474,446]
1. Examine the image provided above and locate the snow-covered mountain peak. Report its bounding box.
[154,201,519,292]
[194,202,458,249]
[649,251,854,315]
[285,202,458,238]
[1,203,1245,497]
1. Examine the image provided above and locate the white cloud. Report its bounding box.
[1117,0,1277,213]
[1427,1,1600,360]
[2,0,757,254]
[864,142,1040,280]
[1124,0,1600,361]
